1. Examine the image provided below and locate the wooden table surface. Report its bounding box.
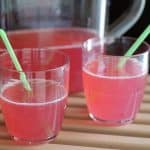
[0,76,150,150]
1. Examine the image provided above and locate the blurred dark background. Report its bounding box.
[110,0,150,42]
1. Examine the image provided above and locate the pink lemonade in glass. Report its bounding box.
[5,28,98,93]
[0,79,67,143]
[83,57,147,125]
[0,49,69,144]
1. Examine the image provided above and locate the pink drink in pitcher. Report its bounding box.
[6,28,98,93]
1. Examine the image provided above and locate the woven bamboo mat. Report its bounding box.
[0,76,150,150]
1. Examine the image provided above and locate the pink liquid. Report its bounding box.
[83,58,147,125]
[0,79,67,143]
[0,28,98,93]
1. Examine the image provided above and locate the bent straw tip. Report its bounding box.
[0,29,7,35]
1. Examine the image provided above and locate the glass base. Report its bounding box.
[89,113,133,126]
[13,135,56,145]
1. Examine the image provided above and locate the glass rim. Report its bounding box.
[0,48,70,74]
[83,36,150,58]
[0,86,67,106]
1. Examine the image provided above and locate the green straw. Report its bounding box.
[118,24,150,68]
[0,29,31,91]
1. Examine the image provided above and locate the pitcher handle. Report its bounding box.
[107,0,146,38]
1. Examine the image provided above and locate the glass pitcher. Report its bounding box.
[0,0,146,93]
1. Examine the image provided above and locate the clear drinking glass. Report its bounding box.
[82,37,149,126]
[0,49,69,144]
